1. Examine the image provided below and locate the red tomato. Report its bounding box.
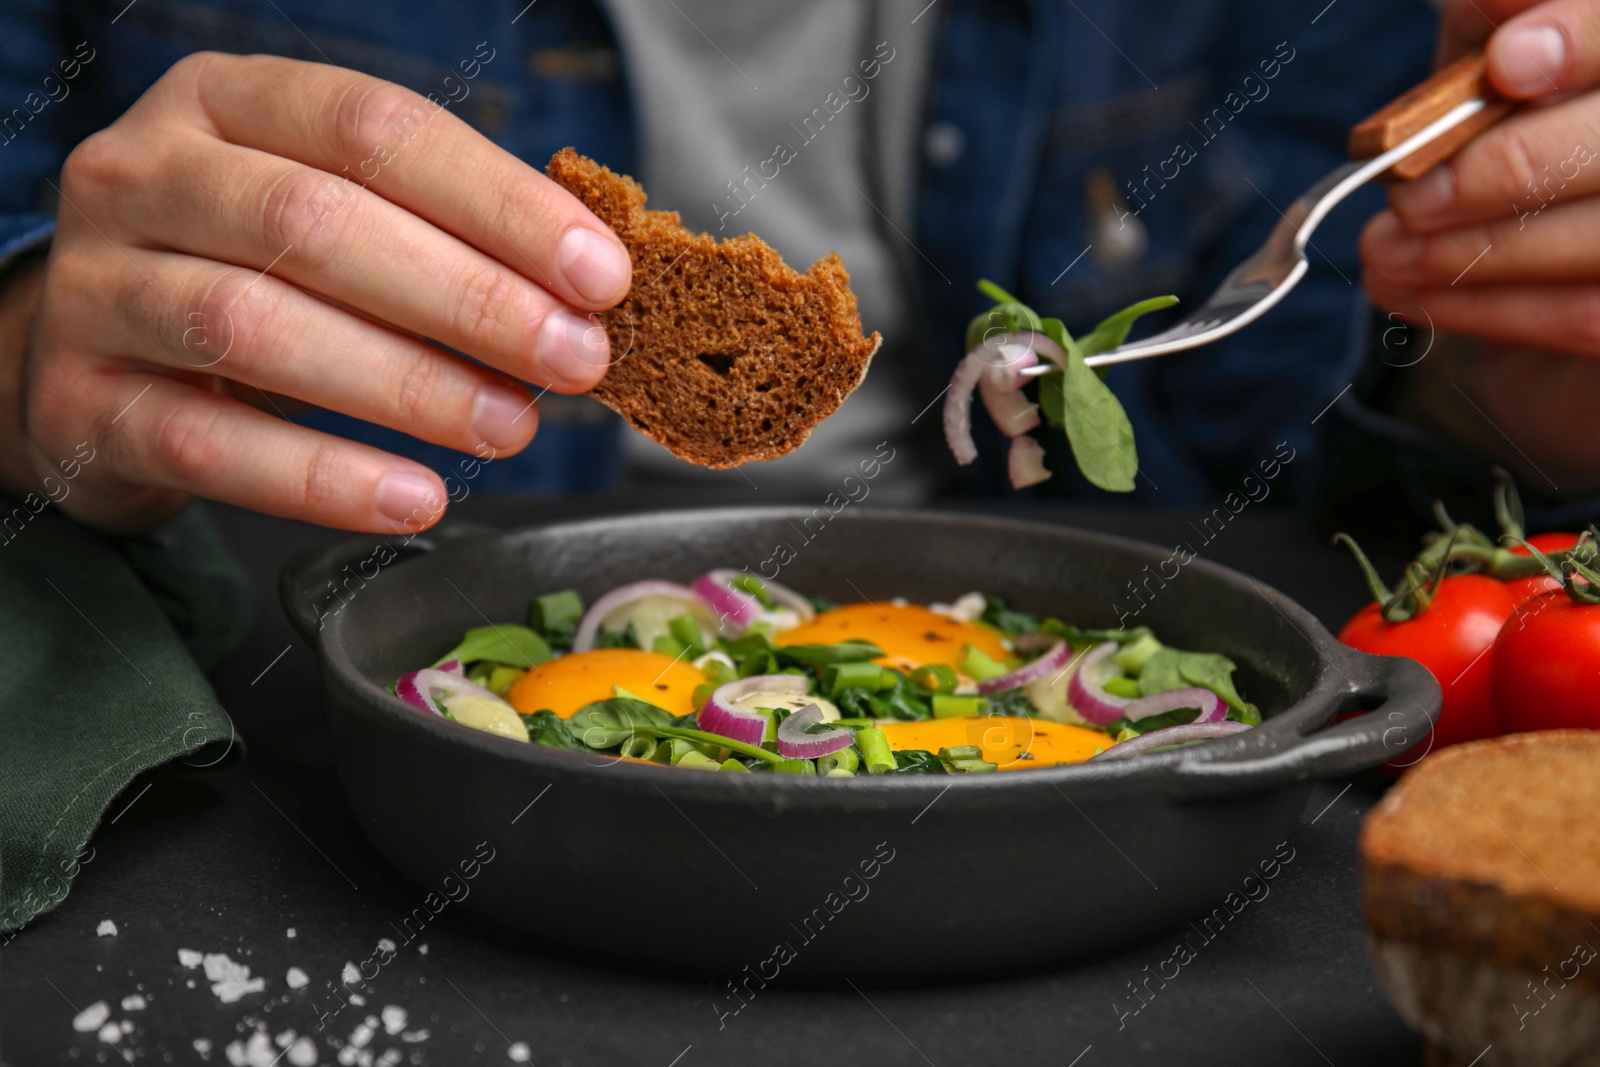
[1505,532,1582,603]
[1490,589,1600,732]
[1338,575,1519,769]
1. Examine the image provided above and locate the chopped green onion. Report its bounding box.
[691,682,719,708]
[1113,632,1163,673]
[619,735,658,761]
[825,661,896,698]
[1103,676,1142,699]
[938,746,998,773]
[731,573,776,608]
[774,758,815,775]
[1113,727,1138,743]
[668,613,707,654]
[531,589,583,631]
[484,666,523,695]
[675,750,723,771]
[720,757,751,773]
[910,664,959,693]
[855,727,897,775]
[817,746,860,777]
[932,693,985,719]
[651,635,689,659]
[958,644,1009,682]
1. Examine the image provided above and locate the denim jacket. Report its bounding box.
[2,0,1457,513]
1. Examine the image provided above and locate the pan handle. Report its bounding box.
[1168,647,1440,800]
[277,519,497,643]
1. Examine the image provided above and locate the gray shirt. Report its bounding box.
[599,0,938,501]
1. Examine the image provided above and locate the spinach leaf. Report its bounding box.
[1138,647,1249,713]
[981,595,1040,635]
[981,687,1038,718]
[433,625,551,669]
[519,709,585,750]
[595,623,641,650]
[1077,296,1179,357]
[565,698,676,749]
[808,594,840,614]
[835,672,932,721]
[774,641,885,669]
[1055,350,1138,492]
[890,749,947,774]
[965,281,1044,352]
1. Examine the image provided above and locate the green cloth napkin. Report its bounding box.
[0,502,256,935]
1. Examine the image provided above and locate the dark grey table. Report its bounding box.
[0,491,1422,1066]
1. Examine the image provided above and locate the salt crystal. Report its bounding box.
[203,952,265,1004]
[416,944,428,955]
[377,1051,402,1067]
[380,1005,407,1035]
[349,1021,374,1048]
[71,1001,110,1032]
[287,1036,318,1066]
[376,937,396,953]
[187,978,197,988]
[96,1022,120,1043]
[349,993,366,1006]
[225,1031,277,1067]
[340,962,361,986]
[275,1029,296,1048]
[400,1029,429,1043]
[96,920,118,937]
[121,994,146,1011]
[178,948,204,968]
[286,928,297,938]
[508,1042,531,1062]
[194,1037,214,1058]
[286,967,310,990]
[120,1019,134,1033]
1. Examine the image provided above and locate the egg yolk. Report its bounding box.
[875,716,1108,770]
[505,648,704,719]
[775,603,1010,673]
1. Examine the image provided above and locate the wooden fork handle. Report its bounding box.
[1349,50,1517,181]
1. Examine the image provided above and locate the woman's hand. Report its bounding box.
[3,52,629,534]
[1360,0,1600,492]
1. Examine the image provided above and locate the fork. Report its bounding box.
[1022,52,1515,374]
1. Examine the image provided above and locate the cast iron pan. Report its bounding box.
[280,508,1437,985]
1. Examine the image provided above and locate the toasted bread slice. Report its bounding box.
[546,148,880,469]
[1362,731,1600,1065]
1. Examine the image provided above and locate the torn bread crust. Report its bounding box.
[546,147,881,469]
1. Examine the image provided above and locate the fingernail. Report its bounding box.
[1495,23,1565,96]
[558,228,632,305]
[536,309,610,388]
[1392,166,1453,220]
[471,381,534,449]
[375,470,444,524]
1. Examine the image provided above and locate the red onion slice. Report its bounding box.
[774,703,854,759]
[1066,642,1132,725]
[1008,435,1051,489]
[977,641,1073,694]
[698,674,811,747]
[396,668,503,717]
[943,350,987,466]
[691,570,816,635]
[1089,720,1253,761]
[572,580,704,652]
[1123,687,1227,724]
[943,331,1068,467]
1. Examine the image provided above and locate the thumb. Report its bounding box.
[1485,0,1600,97]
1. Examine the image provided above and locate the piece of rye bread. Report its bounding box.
[545,148,880,469]
[1362,731,1600,1067]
